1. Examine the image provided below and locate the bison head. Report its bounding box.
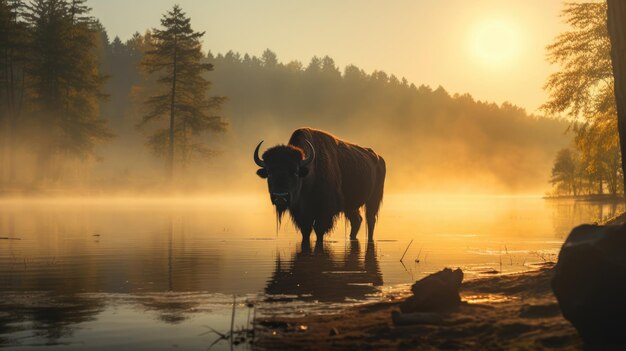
[254,140,315,213]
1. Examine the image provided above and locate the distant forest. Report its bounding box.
[98,39,568,193]
[1,1,569,194]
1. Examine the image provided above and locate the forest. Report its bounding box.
[546,2,623,197]
[1,0,574,195]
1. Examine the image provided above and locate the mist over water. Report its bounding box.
[0,195,620,349]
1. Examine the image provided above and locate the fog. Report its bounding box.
[0,25,570,197]
[101,48,569,196]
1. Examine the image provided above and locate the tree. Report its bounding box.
[543,2,612,120]
[574,114,622,195]
[23,0,111,180]
[261,49,277,67]
[551,148,580,196]
[544,2,623,196]
[0,0,27,183]
[140,5,226,181]
[607,0,626,195]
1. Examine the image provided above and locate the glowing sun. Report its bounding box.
[470,19,522,68]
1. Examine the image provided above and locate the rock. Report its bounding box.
[329,327,339,336]
[399,268,463,313]
[552,224,626,347]
[391,311,443,326]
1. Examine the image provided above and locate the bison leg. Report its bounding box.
[313,216,333,241]
[292,212,313,242]
[365,197,382,241]
[365,157,386,241]
[300,221,313,243]
[346,210,362,240]
[365,210,376,241]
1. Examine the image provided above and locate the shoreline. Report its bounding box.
[257,264,581,350]
[543,194,624,202]
[602,211,626,225]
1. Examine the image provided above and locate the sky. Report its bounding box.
[87,0,569,113]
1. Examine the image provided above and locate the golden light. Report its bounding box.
[470,19,523,68]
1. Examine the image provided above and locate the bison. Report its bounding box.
[253,128,386,241]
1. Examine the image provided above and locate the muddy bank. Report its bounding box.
[257,265,581,350]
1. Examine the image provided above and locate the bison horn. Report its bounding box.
[254,141,266,168]
[300,140,315,167]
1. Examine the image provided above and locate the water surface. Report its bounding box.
[0,195,621,350]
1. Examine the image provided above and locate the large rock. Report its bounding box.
[399,268,463,313]
[552,224,626,347]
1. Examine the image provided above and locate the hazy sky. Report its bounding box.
[88,0,569,113]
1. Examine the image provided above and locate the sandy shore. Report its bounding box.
[257,264,581,350]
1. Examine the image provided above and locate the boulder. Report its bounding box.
[552,224,626,347]
[399,268,463,313]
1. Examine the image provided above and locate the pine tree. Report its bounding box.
[0,0,27,184]
[24,0,111,180]
[140,5,226,181]
[26,0,111,182]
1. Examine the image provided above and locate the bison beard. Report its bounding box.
[254,128,386,241]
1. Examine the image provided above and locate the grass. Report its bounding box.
[202,295,257,350]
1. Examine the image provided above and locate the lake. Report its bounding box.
[0,195,621,350]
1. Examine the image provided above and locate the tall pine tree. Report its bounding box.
[0,0,27,184]
[140,5,226,181]
[24,0,111,181]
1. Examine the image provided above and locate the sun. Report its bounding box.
[470,19,522,68]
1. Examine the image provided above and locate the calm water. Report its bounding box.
[0,195,621,350]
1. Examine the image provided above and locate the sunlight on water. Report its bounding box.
[0,194,622,349]
[463,293,518,304]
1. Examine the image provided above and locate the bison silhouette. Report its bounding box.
[254,128,386,241]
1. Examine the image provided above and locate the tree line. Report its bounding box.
[546,2,623,197]
[96,38,569,192]
[2,1,571,193]
[200,51,568,192]
[0,1,224,189]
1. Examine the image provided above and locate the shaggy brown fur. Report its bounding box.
[260,128,386,240]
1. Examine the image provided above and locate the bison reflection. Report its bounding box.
[265,240,383,302]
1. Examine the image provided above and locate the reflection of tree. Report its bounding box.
[551,200,623,238]
[130,218,202,324]
[0,293,104,346]
[265,240,383,302]
[0,209,225,293]
[158,216,223,293]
